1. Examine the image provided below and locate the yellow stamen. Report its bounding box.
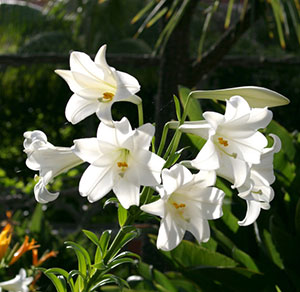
[102,92,114,101]
[173,202,186,209]
[117,161,128,171]
[218,137,229,147]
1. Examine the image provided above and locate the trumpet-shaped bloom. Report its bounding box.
[32,249,58,267]
[73,117,165,209]
[24,130,83,203]
[55,44,141,124]
[0,269,33,292]
[0,224,12,261]
[180,96,272,188]
[238,134,281,226]
[9,236,40,266]
[141,164,225,251]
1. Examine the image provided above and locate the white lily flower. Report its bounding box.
[73,117,165,209]
[238,134,281,226]
[0,268,33,292]
[180,95,272,188]
[141,164,225,251]
[55,44,141,124]
[24,130,83,203]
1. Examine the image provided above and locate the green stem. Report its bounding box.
[157,122,170,156]
[137,102,144,127]
[164,93,192,160]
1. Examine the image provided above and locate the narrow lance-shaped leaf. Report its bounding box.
[134,0,167,38]
[43,270,68,292]
[173,95,181,121]
[131,0,157,24]
[240,0,249,21]
[118,204,128,227]
[146,7,168,28]
[43,268,75,292]
[166,0,181,19]
[189,86,290,108]
[197,0,219,61]
[154,0,191,55]
[269,0,286,48]
[224,0,235,29]
[287,0,300,45]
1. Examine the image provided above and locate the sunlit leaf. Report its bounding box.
[173,95,181,121]
[131,0,157,24]
[197,0,219,61]
[224,0,235,29]
[190,86,290,108]
[118,204,128,227]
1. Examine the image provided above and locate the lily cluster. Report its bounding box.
[24,44,285,251]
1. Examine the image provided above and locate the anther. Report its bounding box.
[102,92,114,102]
[218,137,229,147]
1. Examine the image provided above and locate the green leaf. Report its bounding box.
[189,86,290,108]
[83,229,102,249]
[263,229,284,269]
[118,204,128,227]
[134,0,167,38]
[154,0,191,55]
[131,0,157,24]
[107,257,137,270]
[173,95,181,121]
[224,0,235,29]
[221,203,240,233]
[99,230,112,258]
[156,236,238,268]
[163,147,187,169]
[178,86,203,121]
[287,1,300,45]
[269,0,286,48]
[30,203,43,234]
[232,247,259,272]
[43,270,67,292]
[65,241,91,290]
[103,197,118,209]
[43,268,75,292]
[137,261,153,281]
[112,251,141,261]
[197,1,219,61]
[146,7,168,28]
[295,198,300,236]
[153,269,177,292]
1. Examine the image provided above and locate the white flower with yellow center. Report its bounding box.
[237,134,281,226]
[141,164,225,251]
[55,44,141,125]
[24,130,83,203]
[180,96,272,188]
[0,269,33,292]
[73,117,165,209]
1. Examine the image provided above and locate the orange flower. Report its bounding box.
[0,223,12,260]
[9,236,40,265]
[32,248,58,267]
